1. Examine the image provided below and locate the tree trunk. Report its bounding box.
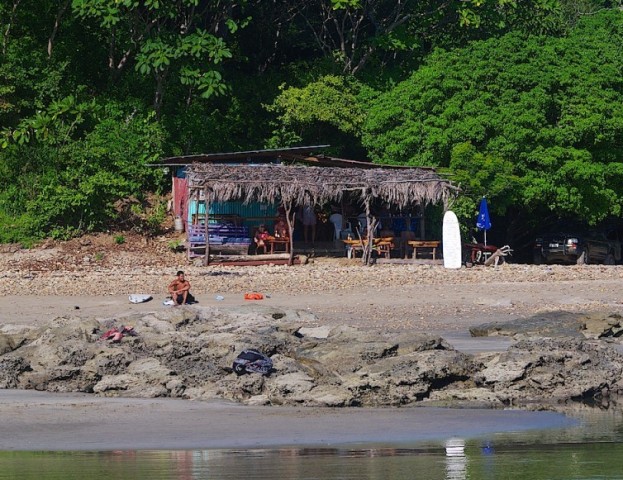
[3,0,22,56]
[284,201,295,266]
[47,0,70,58]
[154,71,167,119]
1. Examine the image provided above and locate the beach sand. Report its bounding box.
[2,275,621,335]
[1,240,622,450]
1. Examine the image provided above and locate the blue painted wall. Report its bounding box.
[179,165,279,229]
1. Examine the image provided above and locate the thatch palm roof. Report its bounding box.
[187,163,457,265]
[187,164,457,208]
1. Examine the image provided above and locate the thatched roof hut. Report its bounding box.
[187,164,455,207]
[187,163,458,265]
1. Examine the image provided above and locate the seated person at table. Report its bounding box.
[254,224,269,253]
[274,216,288,238]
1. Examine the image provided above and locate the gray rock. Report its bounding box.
[470,311,586,338]
[297,326,332,339]
[581,312,623,339]
[474,337,623,403]
[266,371,315,397]
[2,306,623,409]
[426,387,505,408]
[471,311,623,341]
[0,334,15,355]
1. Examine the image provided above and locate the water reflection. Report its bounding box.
[2,408,623,479]
[445,438,466,480]
[2,441,623,480]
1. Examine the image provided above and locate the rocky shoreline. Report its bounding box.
[2,236,623,412]
[2,304,622,410]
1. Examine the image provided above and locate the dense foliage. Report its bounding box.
[1,0,622,244]
[362,10,623,236]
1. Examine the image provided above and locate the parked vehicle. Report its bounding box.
[581,230,621,265]
[533,233,582,264]
[534,230,622,265]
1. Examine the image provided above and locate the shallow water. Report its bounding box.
[1,407,622,479]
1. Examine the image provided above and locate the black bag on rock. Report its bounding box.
[232,349,273,376]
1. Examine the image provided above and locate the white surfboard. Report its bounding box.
[442,210,462,269]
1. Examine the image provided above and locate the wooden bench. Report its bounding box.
[187,224,207,259]
[187,223,252,258]
[375,239,394,258]
[408,240,440,260]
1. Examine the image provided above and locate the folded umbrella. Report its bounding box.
[476,197,491,246]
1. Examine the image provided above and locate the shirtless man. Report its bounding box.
[168,271,194,305]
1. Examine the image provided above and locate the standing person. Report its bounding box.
[300,205,317,244]
[168,270,195,305]
[329,208,343,241]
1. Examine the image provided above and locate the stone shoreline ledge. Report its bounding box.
[2,305,622,410]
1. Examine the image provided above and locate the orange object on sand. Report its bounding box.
[244,292,264,300]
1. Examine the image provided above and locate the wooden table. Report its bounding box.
[408,240,440,260]
[265,236,290,254]
[343,238,394,259]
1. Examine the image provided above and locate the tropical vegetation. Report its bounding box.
[1,0,622,246]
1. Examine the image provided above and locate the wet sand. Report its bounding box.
[0,389,574,451]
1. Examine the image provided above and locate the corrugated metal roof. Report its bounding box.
[151,145,436,171]
[152,146,330,166]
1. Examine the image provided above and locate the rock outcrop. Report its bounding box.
[0,306,475,407]
[469,311,623,340]
[469,337,623,405]
[1,306,622,409]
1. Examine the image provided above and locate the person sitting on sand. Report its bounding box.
[168,270,195,305]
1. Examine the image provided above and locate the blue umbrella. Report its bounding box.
[476,197,491,245]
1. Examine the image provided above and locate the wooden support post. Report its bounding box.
[361,193,381,266]
[186,188,195,261]
[203,187,210,266]
[284,201,295,266]
[419,204,426,240]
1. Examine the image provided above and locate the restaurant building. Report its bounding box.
[155,146,457,265]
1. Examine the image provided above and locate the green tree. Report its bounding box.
[290,0,564,76]
[363,10,623,225]
[0,98,164,242]
[70,0,245,117]
[266,75,373,157]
